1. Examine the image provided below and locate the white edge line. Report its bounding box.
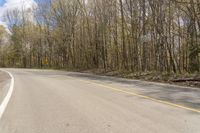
[0,70,14,120]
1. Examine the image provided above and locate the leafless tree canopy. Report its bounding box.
[0,0,199,74]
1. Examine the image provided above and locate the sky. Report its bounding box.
[0,0,5,6]
[0,0,37,31]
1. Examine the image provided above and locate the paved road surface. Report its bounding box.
[0,69,200,133]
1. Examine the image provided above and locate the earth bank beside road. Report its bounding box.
[76,69,200,88]
[0,70,11,105]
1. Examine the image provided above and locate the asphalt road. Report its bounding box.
[0,69,200,133]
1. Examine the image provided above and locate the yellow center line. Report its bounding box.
[69,77,200,113]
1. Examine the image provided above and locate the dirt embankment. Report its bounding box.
[0,71,11,104]
[78,69,200,88]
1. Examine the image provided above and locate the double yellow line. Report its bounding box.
[71,77,200,113]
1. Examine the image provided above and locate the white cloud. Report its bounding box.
[0,21,10,33]
[0,21,7,27]
[0,0,37,31]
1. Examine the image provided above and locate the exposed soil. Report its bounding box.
[78,69,200,88]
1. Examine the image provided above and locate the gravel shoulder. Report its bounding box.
[0,70,11,105]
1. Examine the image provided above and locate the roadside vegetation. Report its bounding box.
[0,0,199,86]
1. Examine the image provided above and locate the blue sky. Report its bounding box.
[0,0,37,30]
[0,0,6,6]
[0,0,39,6]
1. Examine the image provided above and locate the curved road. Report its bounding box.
[0,69,200,133]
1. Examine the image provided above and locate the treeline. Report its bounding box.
[0,0,199,73]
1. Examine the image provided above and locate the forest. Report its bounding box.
[0,0,199,77]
